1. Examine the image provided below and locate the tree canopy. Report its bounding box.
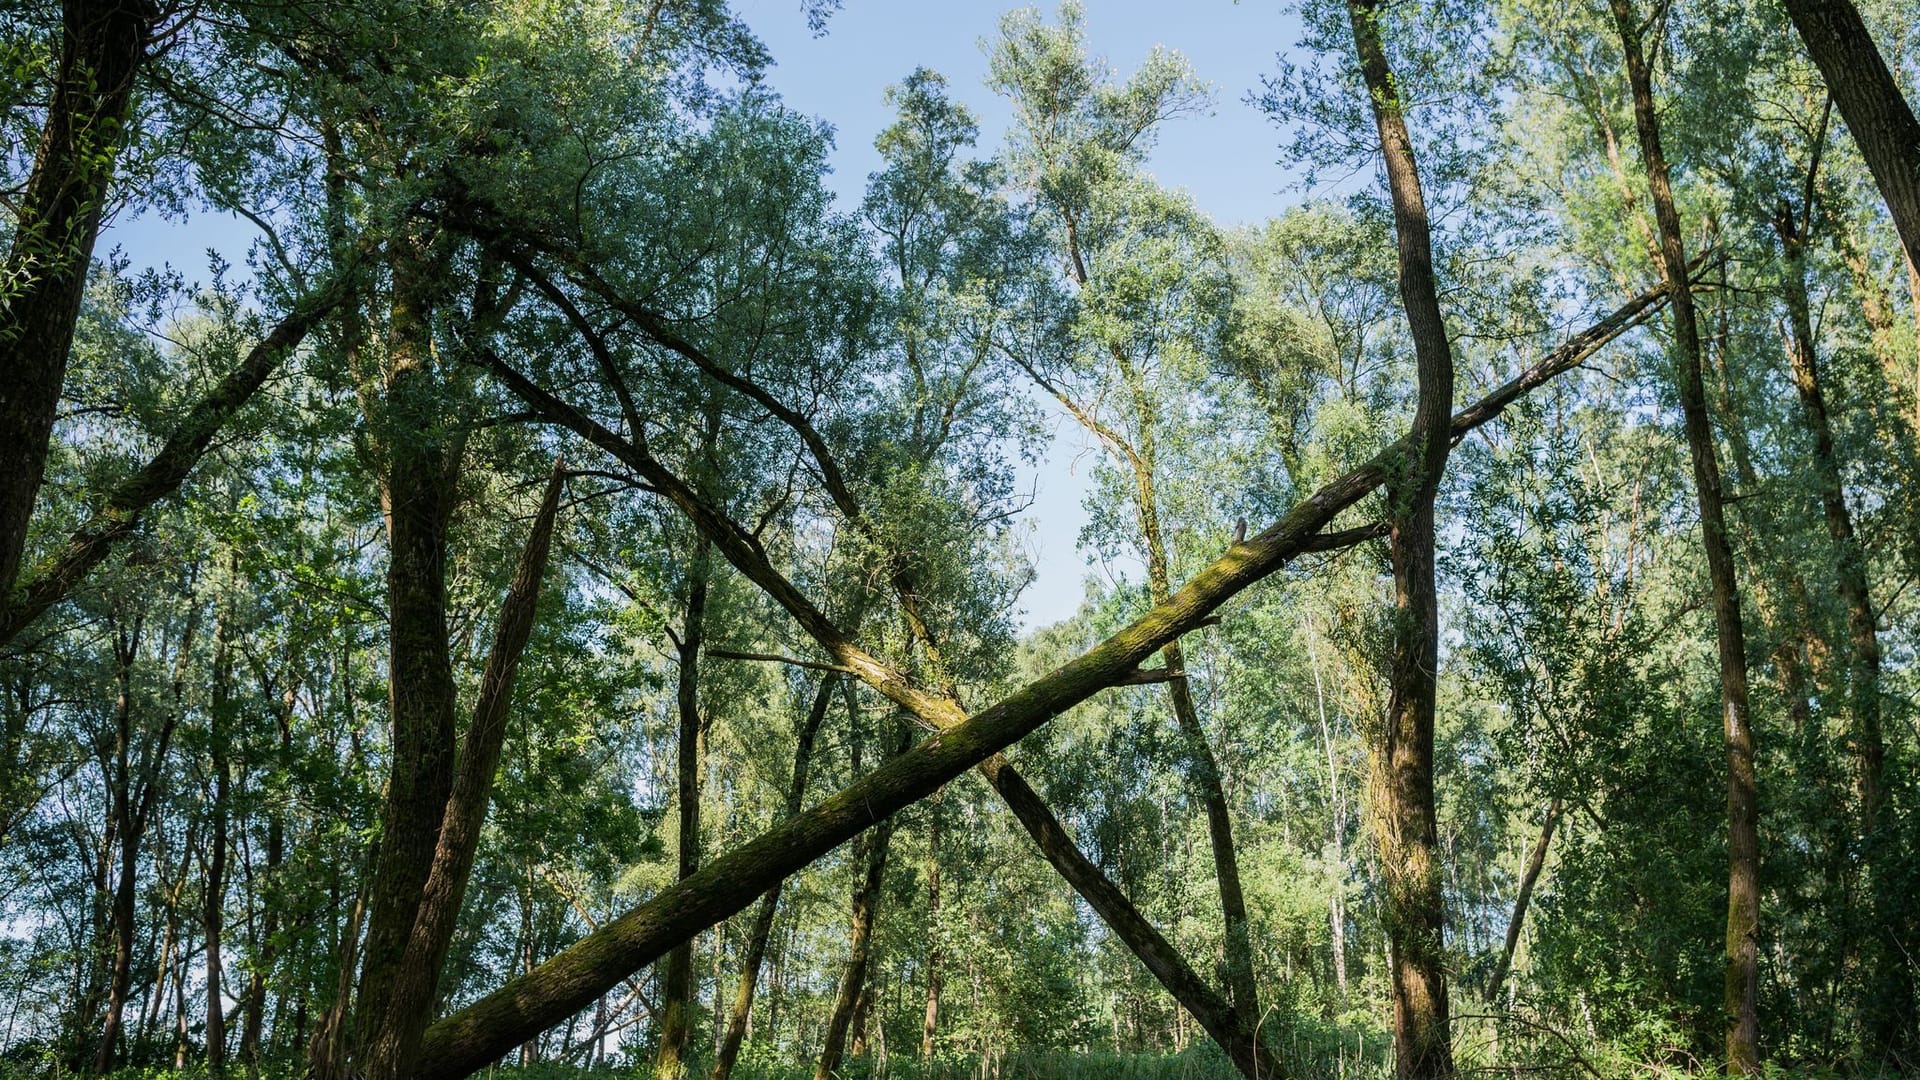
[1,1,1917,1078]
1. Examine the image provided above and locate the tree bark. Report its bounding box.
[409,279,1673,1080]
[203,606,236,1075]
[1607,2,1762,1069]
[1344,1,1457,1075]
[1780,0,1920,270]
[710,675,835,1080]
[0,0,157,605]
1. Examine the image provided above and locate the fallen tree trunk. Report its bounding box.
[411,274,1679,1080]
[0,274,348,646]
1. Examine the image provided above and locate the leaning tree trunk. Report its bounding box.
[1488,799,1562,1001]
[1780,0,1920,270]
[360,459,566,1077]
[0,0,157,604]
[1132,458,1261,1037]
[1608,1,1762,1069]
[710,675,835,1080]
[1344,0,1458,1075]
[973,754,1284,1079]
[0,275,344,649]
[1046,212,1263,1041]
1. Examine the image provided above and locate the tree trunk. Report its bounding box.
[241,692,295,1069]
[1780,0,1920,269]
[0,0,157,604]
[1607,2,1762,1069]
[306,853,370,1080]
[1488,800,1561,1001]
[1774,209,1887,841]
[95,605,192,1074]
[352,237,463,1079]
[204,740,231,1073]
[95,605,185,1076]
[1345,1,1457,1074]
[1048,196,1262,1043]
[139,841,190,1047]
[202,597,239,1074]
[974,755,1283,1079]
[172,922,193,1068]
[815,735,902,1080]
[920,794,943,1060]
[1136,487,1260,1037]
[655,531,715,1080]
[1310,631,1350,1003]
[1834,232,1918,441]
[416,284,1672,1080]
[94,797,140,1075]
[710,675,835,1080]
[0,279,344,647]
[360,458,566,1077]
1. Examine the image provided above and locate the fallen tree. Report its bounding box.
[411,270,1678,1080]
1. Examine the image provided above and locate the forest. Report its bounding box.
[1,0,1917,1076]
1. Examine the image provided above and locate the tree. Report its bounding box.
[1342,0,1459,1072]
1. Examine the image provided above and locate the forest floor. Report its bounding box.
[12,1049,1283,1080]
[6,1052,1874,1079]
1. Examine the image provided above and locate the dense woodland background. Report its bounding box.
[2,0,1918,1077]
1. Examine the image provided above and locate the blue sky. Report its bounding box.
[104,1,1319,632]
[740,1,1314,628]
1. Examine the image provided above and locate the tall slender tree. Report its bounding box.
[1607,0,1763,1069]
[1343,0,1458,1073]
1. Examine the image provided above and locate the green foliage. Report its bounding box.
[3,0,1918,1077]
